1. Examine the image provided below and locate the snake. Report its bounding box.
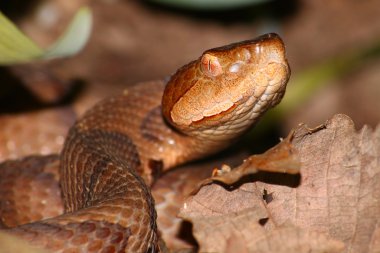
[0,33,290,252]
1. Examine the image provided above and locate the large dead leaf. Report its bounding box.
[189,209,344,253]
[180,114,380,253]
[192,131,300,192]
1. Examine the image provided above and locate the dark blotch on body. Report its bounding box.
[140,106,163,143]
[148,159,163,180]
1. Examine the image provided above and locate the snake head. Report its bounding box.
[162,33,290,141]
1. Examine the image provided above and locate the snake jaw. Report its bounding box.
[170,98,236,126]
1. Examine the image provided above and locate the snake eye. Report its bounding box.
[200,53,223,77]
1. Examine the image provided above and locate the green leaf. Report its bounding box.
[44,7,93,59]
[0,6,92,65]
[0,10,43,64]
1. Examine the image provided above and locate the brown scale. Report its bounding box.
[0,33,290,252]
[0,155,63,228]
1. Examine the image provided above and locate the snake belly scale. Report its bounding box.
[0,33,290,252]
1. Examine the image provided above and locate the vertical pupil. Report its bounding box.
[201,54,222,77]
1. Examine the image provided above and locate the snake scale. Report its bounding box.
[0,33,290,252]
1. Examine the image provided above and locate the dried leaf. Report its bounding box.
[213,131,300,184]
[9,65,75,104]
[190,132,300,195]
[180,114,380,253]
[289,114,380,252]
[181,181,266,220]
[183,208,344,253]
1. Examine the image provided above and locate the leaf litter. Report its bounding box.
[178,114,380,253]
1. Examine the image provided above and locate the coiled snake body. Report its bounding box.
[0,33,290,252]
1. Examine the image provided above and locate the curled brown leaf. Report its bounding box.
[180,114,380,253]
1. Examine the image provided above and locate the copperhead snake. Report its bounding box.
[0,33,290,252]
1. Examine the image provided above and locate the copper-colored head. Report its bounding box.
[162,33,290,140]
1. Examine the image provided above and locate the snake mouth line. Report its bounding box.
[190,103,238,127]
